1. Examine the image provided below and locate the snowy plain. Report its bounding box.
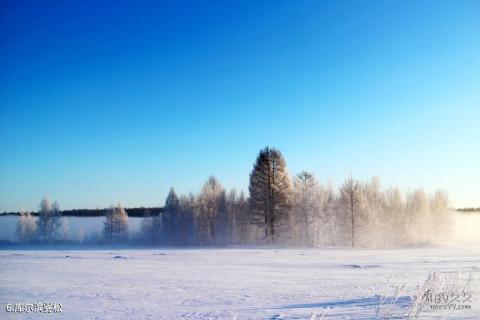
[0,246,479,319]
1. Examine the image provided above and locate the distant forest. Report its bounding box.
[456,208,480,213]
[1,207,162,217]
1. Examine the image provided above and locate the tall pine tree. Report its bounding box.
[248,147,292,243]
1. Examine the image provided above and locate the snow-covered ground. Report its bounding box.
[0,246,479,319]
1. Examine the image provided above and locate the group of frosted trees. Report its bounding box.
[142,147,451,247]
[141,182,249,246]
[15,198,129,244]
[15,147,451,247]
[15,197,66,243]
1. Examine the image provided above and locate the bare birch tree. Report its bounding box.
[197,176,224,244]
[292,171,323,246]
[36,196,61,242]
[16,211,37,242]
[340,175,361,247]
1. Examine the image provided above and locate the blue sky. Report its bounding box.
[0,0,479,212]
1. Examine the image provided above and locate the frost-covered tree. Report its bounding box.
[141,209,155,244]
[234,190,249,244]
[36,196,61,242]
[248,147,292,243]
[321,180,340,245]
[15,211,37,243]
[357,177,385,247]
[430,190,449,215]
[103,203,129,243]
[406,188,430,243]
[197,176,224,244]
[363,177,383,209]
[162,188,180,245]
[384,186,406,245]
[430,190,450,239]
[214,189,229,245]
[340,176,361,247]
[408,188,429,214]
[292,171,323,246]
[61,217,70,241]
[177,193,197,246]
[385,186,403,212]
[224,189,237,244]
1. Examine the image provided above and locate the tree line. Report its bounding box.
[4,207,162,217]
[15,146,452,247]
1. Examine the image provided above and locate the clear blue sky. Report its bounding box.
[1,0,479,212]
